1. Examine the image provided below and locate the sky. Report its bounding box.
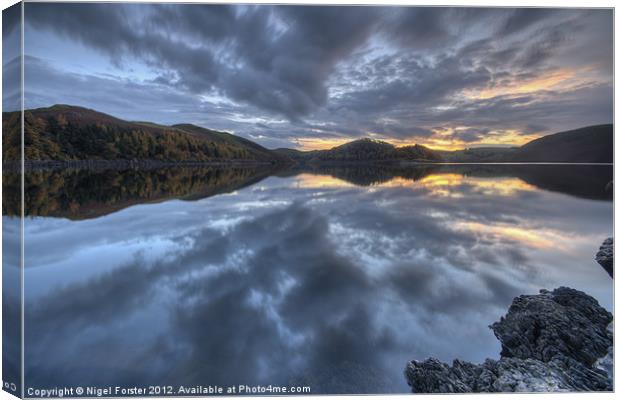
[2,4,614,150]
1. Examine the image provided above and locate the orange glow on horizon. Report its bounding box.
[415,129,541,151]
[416,174,537,197]
[463,67,595,100]
[291,66,604,152]
[292,170,577,252]
[293,173,356,189]
[297,170,539,196]
[295,129,543,152]
[295,137,354,151]
[455,221,565,250]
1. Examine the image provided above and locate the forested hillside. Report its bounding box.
[3,105,611,165]
[2,105,286,163]
[275,138,443,163]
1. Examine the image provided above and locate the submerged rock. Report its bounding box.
[405,287,613,392]
[596,237,613,278]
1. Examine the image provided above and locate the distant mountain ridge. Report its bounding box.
[274,138,443,163]
[511,124,612,163]
[2,105,612,164]
[280,125,613,164]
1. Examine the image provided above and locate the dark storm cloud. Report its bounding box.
[22,4,613,146]
[451,127,491,143]
[25,4,379,120]
[498,8,553,36]
[517,20,569,68]
[331,54,492,114]
[21,55,277,141]
[381,7,454,48]
[26,3,221,90]
[220,6,381,120]
[456,17,573,72]
[148,4,238,42]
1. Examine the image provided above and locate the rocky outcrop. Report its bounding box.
[405,287,613,392]
[596,237,613,278]
[594,323,614,383]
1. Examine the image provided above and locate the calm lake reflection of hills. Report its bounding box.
[2,164,612,220]
[4,166,278,220]
[9,163,612,394]
[2,164,614,394]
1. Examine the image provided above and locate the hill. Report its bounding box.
[273,148,306,158]
[275,138,443,163]
[2,105,288,164]
[441,125,613,163]
[510,124,612,163]
[437,147,517,163]
[170,123,281,162]
[277,124,612,164]
[3,105,611,165]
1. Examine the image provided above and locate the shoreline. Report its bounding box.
[2,159,612,172]
[2,159,286,172]
[406,287,614,393]
[405,239,614,393]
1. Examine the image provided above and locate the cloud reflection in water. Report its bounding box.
[20,166,612,393]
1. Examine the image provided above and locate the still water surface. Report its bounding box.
[6,164,614,394]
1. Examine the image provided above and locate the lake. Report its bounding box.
[3,164,614,394]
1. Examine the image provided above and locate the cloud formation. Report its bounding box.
[14,4,613,149]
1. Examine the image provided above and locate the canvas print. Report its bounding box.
[1,2,614,397]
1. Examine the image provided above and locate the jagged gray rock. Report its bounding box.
[594,323,614,383]
[596,237,613,278]
[405,287,613,392]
